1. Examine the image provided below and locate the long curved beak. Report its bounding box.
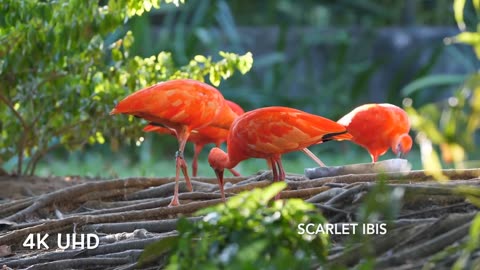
[214,169,226,202]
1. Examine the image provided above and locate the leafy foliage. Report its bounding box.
[0,0,253,175]
[452,213,480,269]
[139,182,330,269]
[401,0,480,171]
[337,180,404,264]
[356,180,403,224]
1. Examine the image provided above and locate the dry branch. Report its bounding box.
[305,188,346,203]
[224,180,272,194]
[325,183,372,207]
[76,192,223,216]
[25,257,135,270]
[313,203,352,216]
[2,168,479,269]
[0,199,221,246]
[4,232,176,268]
[190,176,248,185]
[80,198,158,210]
[0,200,34,219]
[279,186,331,199]
[389,212,476,253]
[398,202,474,219]
[385,218,438,227]
[234,170,272,185]
[375,218,473,267]
[4,177,180,222]
[289,169,480,189]
[74,187,144,203]
[125,181,216,201]
[328,223,429,266]
[82,217,202,234]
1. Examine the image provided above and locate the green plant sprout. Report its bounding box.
[139,182,330,269]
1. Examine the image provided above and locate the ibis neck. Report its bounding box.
[222,154,240,170]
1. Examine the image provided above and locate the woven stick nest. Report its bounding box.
[0,168,479,269]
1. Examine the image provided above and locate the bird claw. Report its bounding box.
[168,196,180,207]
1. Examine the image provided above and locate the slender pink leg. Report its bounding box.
[274,158,286,200]
[301,148,326,167]
[228,168,241,176]
[192,143,204,177]
[266,160,273,169]
[270,158,278,182]
[276,158,286,181]
[169,127,192,207]
[179,157,191,191]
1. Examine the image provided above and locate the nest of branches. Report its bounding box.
[0,169,479,269]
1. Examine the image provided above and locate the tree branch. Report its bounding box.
[0,199,222,245]
[0,92,29,175]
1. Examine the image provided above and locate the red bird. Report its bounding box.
[110,79,237,206]
[337,103,413,162]
[143,100,245,177]
[208,106,353,201]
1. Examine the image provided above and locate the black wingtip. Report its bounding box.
[147,122,167,128]
[321,130,348,142]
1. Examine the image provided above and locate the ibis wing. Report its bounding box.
[111,79,225,129]
[231,109,347,155]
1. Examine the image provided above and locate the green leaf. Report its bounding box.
[401,74,467,96]
[138,235,178,267]
[452,213,480,270]
[194,55,207,63]
[234,240,268,263]
[209,67,221,86]
[238,52,254,74]
[167,181,329,269]
[475,0,480,15]
[453,32,480,45]
[453,0,467,31]
[0,0,253,175]
[258,182,287,203]
[452,32,480,58]
[468,213,480,251]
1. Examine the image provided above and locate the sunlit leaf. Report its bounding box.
[451,31,480,45]
[452,213,480,269]
[439,143,465,164]
[453,0,467,31]
[405,106,445,144]
[416,132,447,181]
[170,184,329,268]
[475,0,480,14]
[401,74,467,96]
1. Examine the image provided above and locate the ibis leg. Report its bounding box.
[192,143,204,177]
[301,148,326,167]
[228,168,241,176]
[274,158,286,200]
[169,128,192,207]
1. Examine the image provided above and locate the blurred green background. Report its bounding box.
[1,0,479,178]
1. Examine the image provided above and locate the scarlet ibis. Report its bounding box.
[143,100,244,177]
[337,103,412,162]
[207,106,352,201]
[110,79,237,206]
